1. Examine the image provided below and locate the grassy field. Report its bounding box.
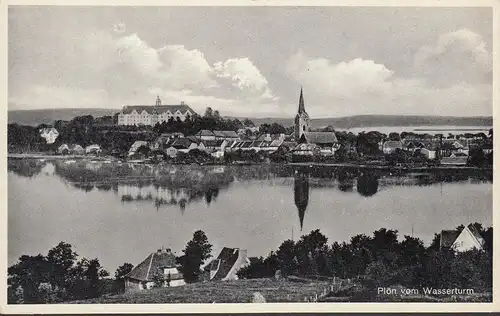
[69,278,331,304]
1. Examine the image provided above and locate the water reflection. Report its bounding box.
[356,173,379,197]
[337,169,355,192]
[293,172,309,231]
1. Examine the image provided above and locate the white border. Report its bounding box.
[1,0,498,313]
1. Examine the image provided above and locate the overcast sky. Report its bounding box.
[8,6,493,118]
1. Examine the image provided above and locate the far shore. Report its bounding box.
[7,152,493,172]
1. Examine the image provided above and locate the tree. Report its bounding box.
[8,254,51,303]
[243,118,254,127]
[176,230,213,283]
[113,262,134,293]
[152,269,165,288]
[46,242,78,293]
[115,263,134,280]
[388,132,401,141]
[276,240,297,277]
[204,107,213,118]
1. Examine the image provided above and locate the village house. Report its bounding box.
[440,224,486,252]
[204,247,250,281]
[128,141,149,157]
[382,140,404,154]
[170,138,198,153]
[71,144,85,155]
[125,248,185,292]
[292,143,319,156]
[117,96,196,126]
[85,144,102,155]
[213,130,240,142]
[196,130,216,141]
[151,133,184,151]
[298,132,339,156]
[440,152,468,166]
[419,147,436,160]
[39,127,59,144]
[57,144,70,155]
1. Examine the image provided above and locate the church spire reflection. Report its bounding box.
[294,171,310,231]
[356,172,379,197]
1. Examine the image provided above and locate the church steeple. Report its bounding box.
[294,86,310,140]
[156,95,161,106]
[298,87,305,113]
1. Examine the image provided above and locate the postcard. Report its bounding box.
[2,1,498,313]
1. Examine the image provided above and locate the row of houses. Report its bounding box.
[382,138,493,165]
[125,247,249,292]
[124,222,486,293]
[57,144,102,155]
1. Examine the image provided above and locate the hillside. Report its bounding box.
[69,278,330,304]
[247,115,493,129]
[8,108,119,126]
[7,108,493,129]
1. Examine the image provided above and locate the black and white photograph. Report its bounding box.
[4,2,496,310]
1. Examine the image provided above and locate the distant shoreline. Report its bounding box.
[7,153,493,172]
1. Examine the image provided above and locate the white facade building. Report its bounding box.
[117,97,197,126]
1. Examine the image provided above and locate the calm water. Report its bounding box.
[337,125,492,135]
[8,159,492,273]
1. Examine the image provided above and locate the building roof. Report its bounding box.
[301,132,338,144]
[197,130,215,137]
[209,248,241,281]
[126,249,180,282]
[293,143,318,151]
[40,127,59,135]
[440,156,467,165]
[121,104,195,115]
[383,140,403,149]
[212,130,238,138]
[440,230,460,248]
[466,224,486,247]
[171,138,195,149]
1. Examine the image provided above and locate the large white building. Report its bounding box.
[117,96,197,126]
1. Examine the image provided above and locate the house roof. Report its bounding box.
[209,248,240,280]
[121,105,194,115]
[171,138,194,149]
[440,156,467,165]
[466,224,486,247]
[293,143,317,151]
[40,127,59,135]
[201,140,218,147]
[440,230,460,248]
[301,132,338,144]
[126,249,180,282]
[270,139,284,147]
[383,140,403,149]
[197,130,215,136]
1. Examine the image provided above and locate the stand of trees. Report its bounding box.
[8,242,110,304]
[238,225,493,294]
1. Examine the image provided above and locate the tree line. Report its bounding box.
[237,225,493,294]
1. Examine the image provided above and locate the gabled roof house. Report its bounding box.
[125,248,185,292]
[440,224,486,252]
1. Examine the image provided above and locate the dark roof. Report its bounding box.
[467,224,485,246]
[126,249,179,282]
[440,157,467,165]
[210,248,240,280]
[440,230,460,248]
[202,140,218,147]
[171,138,194,149]
[197,130,215,136]
[383,140,403,148]
[121,105,194,115]
[301,132,338,144]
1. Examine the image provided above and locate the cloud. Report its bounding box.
[212,58,272,96]
[285,49,492,117]
[413,28,492,86]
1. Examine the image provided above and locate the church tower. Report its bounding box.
[294,87,310,140]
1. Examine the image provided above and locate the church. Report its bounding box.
[293,88,339,156]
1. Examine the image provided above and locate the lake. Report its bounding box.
[337,125,492,135]
[8,159,492,273]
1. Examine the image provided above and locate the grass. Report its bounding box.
[69,278,331,304]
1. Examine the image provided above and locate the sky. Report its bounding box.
[8,6,493,118]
